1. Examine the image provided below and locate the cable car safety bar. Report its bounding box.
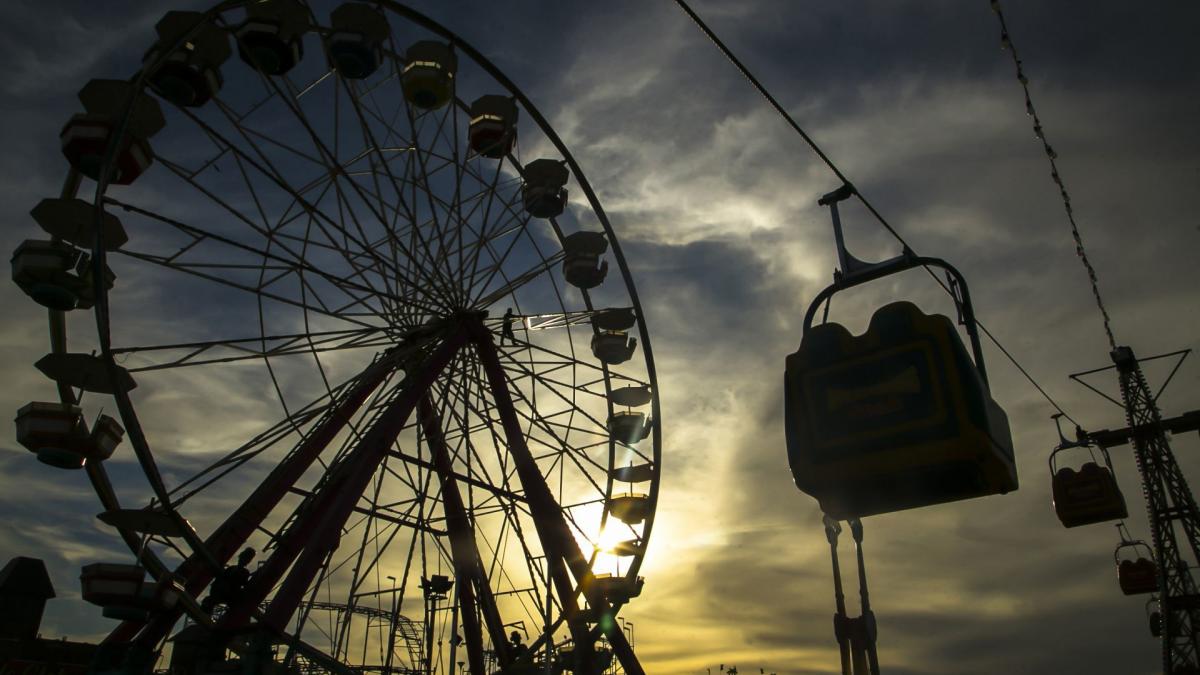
[809,184,991,390]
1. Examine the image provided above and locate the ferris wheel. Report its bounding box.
[11,2,660,674]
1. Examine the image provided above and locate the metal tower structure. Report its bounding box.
[1101,347,1200,672]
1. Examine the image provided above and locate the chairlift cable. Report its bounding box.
[989,0,1118,351]
[670,0,1080,425]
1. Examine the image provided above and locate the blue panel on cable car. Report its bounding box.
[785,301,1016,518]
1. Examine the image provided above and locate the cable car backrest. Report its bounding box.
[787,301,1013,466]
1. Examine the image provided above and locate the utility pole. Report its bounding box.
[422,575,454,675]
[385,575,399,675]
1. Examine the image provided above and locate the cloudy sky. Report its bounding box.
[2,1,1199,674]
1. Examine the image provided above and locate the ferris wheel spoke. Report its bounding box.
[472,255,565,312]
[264,72,461,310]
[502,334,650,388]
[116,248,388,331]
[432,356,560,599]
[444,202,527,271]
[463,211,556,312]
[437,365,609,489]
[495,352,609,433]
[397,103,468,308]
[460,178,535,303]
[432,359,525,490]
[171,105,440,311]
[489,375,611,489]
[455,195,533,294]
[326,82,422,309]
[113,327,389,373]
[104,191,431,319]
[344,78,457,283]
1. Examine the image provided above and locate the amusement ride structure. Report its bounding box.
[674,0,1200,673]
[10,1,1200,674]
[11,2,659,674]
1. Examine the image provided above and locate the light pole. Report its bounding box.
[384,575,398,675]
[421,575,454,675]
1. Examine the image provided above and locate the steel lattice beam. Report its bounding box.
[418,396,508,675]
[1113,347,1200,673]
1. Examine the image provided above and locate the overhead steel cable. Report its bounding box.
[671,0,1080,425]
[989,0,1118,351]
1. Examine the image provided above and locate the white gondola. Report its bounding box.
[12,239,114,311]
[561,231,609,289]
[468,95,518,158]
[326,3,389,80]
[609,385,652,408]
[61,80,164,185]
[608,411,651,445]
[15,402,124,469]
[591,331,637,365]
[80,563,180,621]
[402,41,457,109]
[607,493,650,525]
[590,573,644,603]
[144,11,232,107]
[522,159,569,218]
[12,240,80,311]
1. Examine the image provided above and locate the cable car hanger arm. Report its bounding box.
[807,185,991,389]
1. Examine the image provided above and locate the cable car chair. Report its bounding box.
[1114,523,1158,596]
[1148,597,1163,638]
[1048,414,1127,528]
[786,185,1017,519]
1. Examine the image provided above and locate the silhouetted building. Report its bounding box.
[0,557,55,640]
[0,556,97,675]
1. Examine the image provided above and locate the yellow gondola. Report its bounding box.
[786,185,1016,519]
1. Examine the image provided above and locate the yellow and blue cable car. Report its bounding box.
[785,185,1017,519]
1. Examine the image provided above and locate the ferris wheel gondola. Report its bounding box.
[11,3,661,674]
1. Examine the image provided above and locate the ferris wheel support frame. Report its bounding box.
[416,395,507,675]
[214,329,469,634]
[116,351,408,647]
[469,322,643,675]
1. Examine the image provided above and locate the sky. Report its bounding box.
[2,1,1200,674]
